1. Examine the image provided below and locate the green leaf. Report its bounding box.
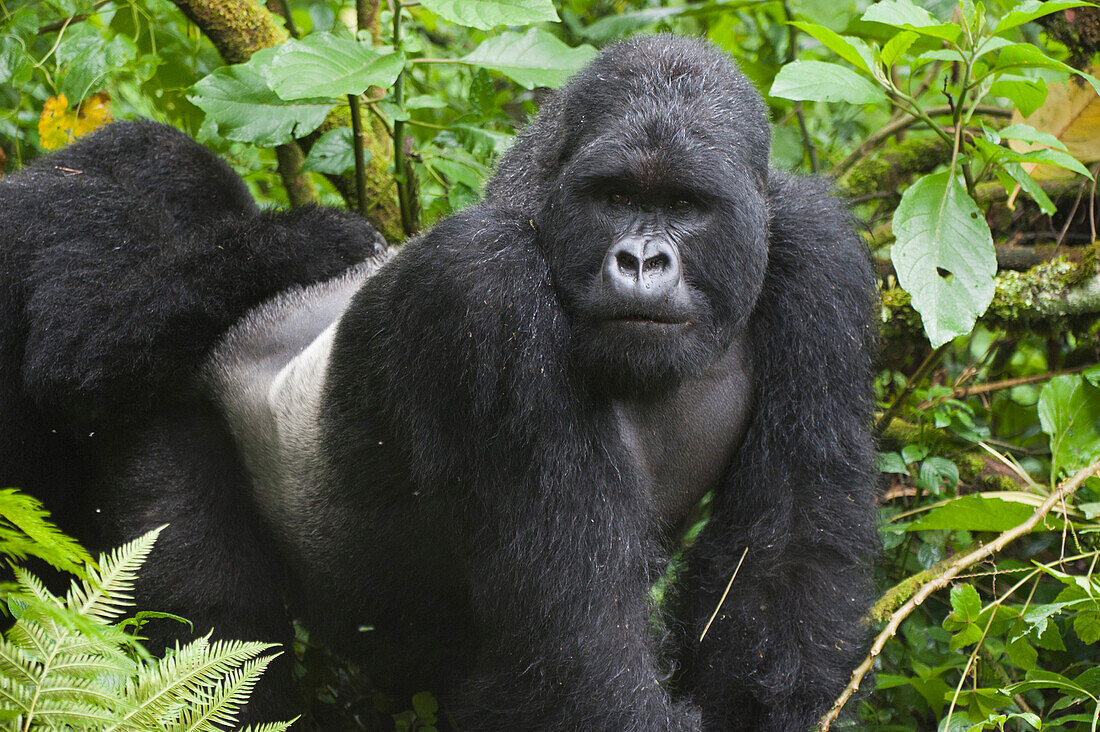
[994,0,1097,35]
[1000,162,1056,215]
[1039,375,1100,477]
[890,171,996,347]
[770,60,886,104]
[1075,611,1100,644]
[302,127,361,175]
[949,584,982,623]
[994,43,1100,96]
[417,0,558,30]
[917,457,958,495]
[861,0,961,42]
[266,35,404,100]
[1006,630,1038,670]
[461,29,597,90]
[789,22,873,72]
[989,75,1049,117]
[881,30,919,68]
[0,489,92,575]
[190,50,336,147]
[908,495,1035,532]
[877,452,909,474]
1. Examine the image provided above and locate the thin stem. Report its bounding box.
[783,1,817,173]
[875,342,951,437]
[390,2,418,236]
[349,94,368,215]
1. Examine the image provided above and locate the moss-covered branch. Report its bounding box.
[882,253,1100,340]
[168,0,402,227]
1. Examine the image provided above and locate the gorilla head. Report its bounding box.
[488,36,772,396]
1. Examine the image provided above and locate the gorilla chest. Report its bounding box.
[612,340,752,530]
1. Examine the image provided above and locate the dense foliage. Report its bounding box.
[3,0,1100,729]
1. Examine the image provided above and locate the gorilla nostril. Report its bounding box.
[644,253,670,272]
[616,251,640,275]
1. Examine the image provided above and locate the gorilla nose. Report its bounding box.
[603,236,682,301]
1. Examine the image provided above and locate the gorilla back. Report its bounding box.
[1,35,878,732]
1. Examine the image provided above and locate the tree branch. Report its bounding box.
[817,458,1100,731]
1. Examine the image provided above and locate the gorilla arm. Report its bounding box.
[322,205,702,732]
[671,172,878,732]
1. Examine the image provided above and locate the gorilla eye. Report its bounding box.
[670,199,693,213]
[609,192,632,207]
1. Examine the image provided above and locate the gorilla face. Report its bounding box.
[537,111,770,398]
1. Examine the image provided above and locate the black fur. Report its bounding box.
[0,36,877,731]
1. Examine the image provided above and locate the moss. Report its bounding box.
[170,0,287,64]
[839,137,950,199]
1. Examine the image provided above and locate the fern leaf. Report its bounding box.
[49,653,136,679]
[0,673,34,712]
[0,489,93,575]
[116,638,276,730]
[36,674,132,713]
[66,527,163,624]
[174,654,278,732]
[11,565,58,605]
[25,698,124,728]
[6,616,55,660]
[0,637,42,687]
[233,719,299,732]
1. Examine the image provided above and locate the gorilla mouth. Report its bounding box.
[610,315,693,327]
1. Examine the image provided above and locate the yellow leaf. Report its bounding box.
[38,94,75,151]
[1009,68,1100,180]
[37,92,113,151]
[74,92,112,137]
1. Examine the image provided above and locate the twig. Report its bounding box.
[349,94,368,215]
[40,0,113,33]
[783,2,818,173]
[833,105,1010,177]
[817,458,1100,731]
[875,343,951,438]
[699,547,748,642]
[948,364,1092,399]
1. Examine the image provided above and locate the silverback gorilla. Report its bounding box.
[0,35,877,731]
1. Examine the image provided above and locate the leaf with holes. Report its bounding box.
[890,171,995,347]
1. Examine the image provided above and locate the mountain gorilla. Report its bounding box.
[0,35,877,731]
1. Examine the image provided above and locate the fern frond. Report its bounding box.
[47,653,135,679]
[24,698,124,728]
[175,654,279,732]
[11,565,58,605]
[6,616,55,660]
[36,674,132,713]
[0,488,94,575]
[0,673,34,711]
[0,637,42,687]
[119,638,276,729]
[233,719,298,732]
[66,526,163,624]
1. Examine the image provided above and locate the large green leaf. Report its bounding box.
[1039,375,1100,477]
[302,127,359,175]
[861,0,961,42]
[266,34,404,100]
[890,171,996,346]
[418,0,557,30]
[190,50,336,147]
[908,495,1038,532]
[770,60,886,104]
[789,22,875,73]
[994,0,1096,35]
[461,29,597,90]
